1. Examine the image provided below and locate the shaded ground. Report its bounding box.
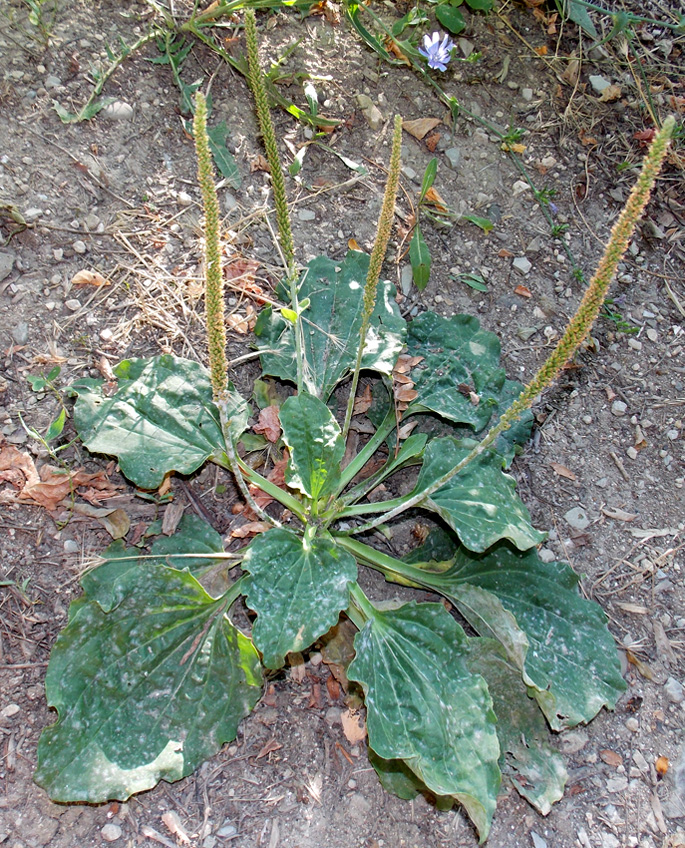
[1,0,684,846]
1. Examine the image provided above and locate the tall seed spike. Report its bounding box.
[193,91,228,399]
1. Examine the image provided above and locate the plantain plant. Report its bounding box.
[34,13,675,839]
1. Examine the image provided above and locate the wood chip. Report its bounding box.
[616,602,650,615]
[161,811,191,845]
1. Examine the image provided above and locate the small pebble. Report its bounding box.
[667,429,679,441]
[177,191,192,207]
[632,751,649,772]
[216,822,237,838]
[11,322,29,345]
[626,446,638,460]
[646,328,658,342]
[606,776,628,793]
[521,87,534,102]
[513,256,532,275]
[53,248,63,261]
[101,824,122,842]
[611,401,627,416]
[564,507,590,531]
[627,338,642,351]
[445,147,461,170]
[625,717,639,732]
[325,706,342,726]
[73,240,87,254]
[582,415,592,425]
[664,677,684,704]
[102,101,134,121]
[45,75,62,89]
[531,832,547,848]
[63,540,79,553]
[1,704,20,718]
[298,209,316,221]
[65,299,81,311]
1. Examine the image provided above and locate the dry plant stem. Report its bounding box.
[342,114,403,440]
[194,91,228,399]
[347,116,675,536]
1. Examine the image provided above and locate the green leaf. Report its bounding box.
[70,355,248,489]
[465,0,494,11]
[462,214,494,233]
[254,251,406,400]
[35,567,262,802]
[45,408,67,442]
[455,272,489,292]
[405,311,533,462]
[436,4,466,34]
[348,600,500,840]
[242,529,357,669]
[404,536,626,729]
[412,437,545,552]
[206,121,241,188]
[409,225,431,291]
[564,0,599,39]
[150,514,226,575]
[419,158,438,203]
[466,638,567,814]
[279,393,345,502]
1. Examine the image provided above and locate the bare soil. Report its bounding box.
[1,1,684,847]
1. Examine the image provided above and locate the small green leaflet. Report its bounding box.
[409,225,431,291]
[279,393,345,503]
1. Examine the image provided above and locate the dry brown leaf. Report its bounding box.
[514,284,532,298]
[656,756,669,777]
[341,709,367,743]
[326,675,341,701]
[425,131,440,152]
[616,602,649,614]
[498,248,514,258]
[254,405,281,443]
[385,39,410,65]
[226,313,250,334]
[353,384,373,415]
[0,443,119,510]
[402,117,441,140]
[289,651,307,684]
[397,420,418,440]
[561,58,581,86]
[308,0,341,24]
[231,521,272,538]
[626,650,655,680]
[392,371,414,385]
[71,269,109,287]
[162,501,185,536]
[601,506,637,522]
[348,238,362,252]
[599,84,622,102]
[256,737,283,759]
[250,154,270,173]
[423,186,448,212]
[599,749,623,767]
[394,386,418,403]
[550,461,576,481]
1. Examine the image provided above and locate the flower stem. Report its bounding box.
[342,114,403,440]
[194,91,228,399]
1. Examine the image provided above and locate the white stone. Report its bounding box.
[101,823,122,841]
[611,401,627,416]
[1,704,20,718]
[564,507,590,531]
[513,256,532,275]
[72,240,87,254]
[102,101,134,121]
[665,677,684,703]
[521,87,534,102]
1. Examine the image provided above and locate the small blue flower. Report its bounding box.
[418,31,454,72]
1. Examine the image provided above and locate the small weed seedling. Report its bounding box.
[34,12,675,840]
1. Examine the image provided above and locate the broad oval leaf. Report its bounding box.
[405,312,529,438]
[35,567,262,802]
[279,393,345,502]
[254,250,406,400]
[71,355,248,489]
[82,515,227,613]
[403,532,626,730]
[242,529,357,669]
[466,638,567,815]
[413,437,545,552]
[436,4,466,33]
[348,600,500,840]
